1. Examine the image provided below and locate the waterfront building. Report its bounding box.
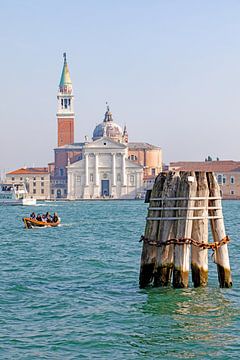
[67,137,143,199]
[170,160,240,199]
[127,142,162,178]
[51,54,163,199]
[5,167,50,200]
[6,54,162,200]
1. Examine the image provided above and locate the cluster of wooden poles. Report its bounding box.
[139,171,232,288]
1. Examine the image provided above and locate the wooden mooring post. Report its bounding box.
[139,171,232,289]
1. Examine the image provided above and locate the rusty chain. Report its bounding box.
[139,235,230,251]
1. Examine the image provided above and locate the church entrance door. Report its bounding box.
[101,180,109,196]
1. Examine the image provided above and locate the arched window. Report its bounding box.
[217,174,222,185]
[129,154,137,161]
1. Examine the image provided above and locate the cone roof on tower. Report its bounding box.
[59,53,72,93]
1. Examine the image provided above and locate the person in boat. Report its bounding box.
[36,214,42,221]
[41,214,47,222]
[45,212,52,223]
[52,212,59,223]
[30,212,36,219]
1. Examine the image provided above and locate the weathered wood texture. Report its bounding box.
[191,172,209,287]
[139,171,232,289]
[207,172,232,288]
[139,173,166,288]
[173,172,197,288]
[154,172,180,286]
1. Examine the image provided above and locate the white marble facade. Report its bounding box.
[67,137,143,199]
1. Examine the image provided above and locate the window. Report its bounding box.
[230,176,235,184]
[61,99,64,108]
[217,174,222,185]
[20,177,23,181]
[130,175,134,185]
[64,98,68,109]
[117,173,121,182]
[59,168,64,176]
[64,189,67,195]
[90,173,93,182]
[33,177,36,181]
[51,189,54,195]
[33,182,36,187]
[41,182,44,187]
[151,168,156,176]
[12,177,15,181]
[130,155,137,161]
[231,190,234,195]
[41,189,44,194]
[41,177,44,181]
[222,176,226,184]
[33,189,36,194]
[103,142,107,146]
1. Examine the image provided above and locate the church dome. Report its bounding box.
[92,106,123,142]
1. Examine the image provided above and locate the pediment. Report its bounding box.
[85,137,127,149]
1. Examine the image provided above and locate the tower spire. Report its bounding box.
[59,52,72,94]
[57,53,75,147]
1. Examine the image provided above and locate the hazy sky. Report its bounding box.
[0,0,240,174]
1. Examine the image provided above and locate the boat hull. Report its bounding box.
[23,218,60,229]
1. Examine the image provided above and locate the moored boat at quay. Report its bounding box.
[0,183,36,206]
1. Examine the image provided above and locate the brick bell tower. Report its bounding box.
[57,53,74,147]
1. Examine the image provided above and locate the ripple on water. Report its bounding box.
[0,200,239,359]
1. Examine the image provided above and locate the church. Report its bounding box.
[50,54,163,200]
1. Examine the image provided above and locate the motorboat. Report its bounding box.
[23,217,60,229]
[0,183,36,206]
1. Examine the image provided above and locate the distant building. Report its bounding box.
[68,138,143,199]
[6,54,163,200]
[170,160,240,199]
[6,167,50,200]
[128,142,162,178]
[50,54,163,199]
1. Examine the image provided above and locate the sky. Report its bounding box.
[0,0,240,174]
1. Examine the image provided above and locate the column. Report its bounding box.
[112,153,116,186]
[67,171,72,199]
[85,153,89,186]
[95,154,99,186]
[122,154,127,186]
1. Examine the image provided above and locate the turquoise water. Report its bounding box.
[0,200,239,359]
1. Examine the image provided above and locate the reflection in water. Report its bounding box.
[132,287,240,358]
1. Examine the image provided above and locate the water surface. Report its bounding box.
[0,200,239,359]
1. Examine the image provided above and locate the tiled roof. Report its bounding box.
[170,161,240,173]
[7,167,49,175]
[128,142,161,150]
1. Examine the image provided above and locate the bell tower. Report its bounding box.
[57,53,75,147]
